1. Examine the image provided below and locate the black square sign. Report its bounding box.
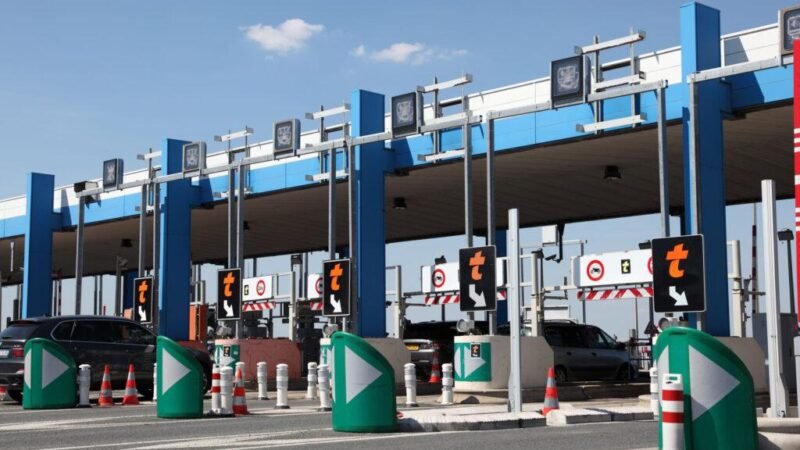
[652,235,706,313]
[217,268,241,320]
[391,92,418,137]
[323,258,350,317]
[459,246,496,312]
[133,277,153,324]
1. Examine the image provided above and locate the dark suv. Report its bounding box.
[0,316,213,403]
[403,321,460,379]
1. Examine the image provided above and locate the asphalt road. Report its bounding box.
[0,396,658,449]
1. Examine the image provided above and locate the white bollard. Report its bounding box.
[153,362,158,402]
[404,363,418,407]
[209,365,221,414]
[306,362,318,400]
[275,363,290,409]
[650,366,659,419]
[661,374,685,450]
[257,361,269,400]
[317,364,332,411]
[441,363,454,405]
[220,366,234,415]
[235,361,246,386]
[78,364,91,408]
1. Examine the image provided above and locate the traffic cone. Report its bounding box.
[121,364,139,406]
[0,386,7,401]
[428,349,442,384]
[98,364,114,407]
[232,367,249,415]
[542,367,560,416]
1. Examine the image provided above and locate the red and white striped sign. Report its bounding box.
[242,301,275,312]
[310,301,323,311]
[424,290,507,305]
[577,286,653,301]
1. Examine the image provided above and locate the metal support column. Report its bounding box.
[463,96,474,322]
[687,78,704,330]
[730,240,746,338]
[288,271,297,341]
[531,251,543,337]
[93,275,99,316]
[486,115,497,336]
[762,179,789,417]
[74,196,85,315]
[347,137,357,334]
[656,86,670,238]
[393,267,404,339]
[137,183,147,279]
[507,208,522,414]
[151,181,160,329]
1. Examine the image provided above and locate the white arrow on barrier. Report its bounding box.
[469,284,486,308]
[162,349,190,396]
[689,346,739,421]
[330,295,342,313]
[41,349,68,389]
[223,300,234,317]
[669,286,688,307]
[24,350,31,389]
[454,347,463,378]
[345,346,381,404]
[138,305,147,322]
[464,349,486,379]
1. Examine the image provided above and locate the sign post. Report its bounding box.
[133,277,153,324]
[217,268,241,321]
[652,235,706,314]
[323,259,350,317]
[458,246,497,312]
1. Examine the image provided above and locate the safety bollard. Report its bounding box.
[404,363,418,407]
[257,361,269,400]
[77,364,91,408]
[441,363,454,405]
[208,365,221,415]
[152,362,158,402]
[235,361,246,387]
[220,366,234,415]
[661,374,684,450]
[275,363,290,409]
[306,362,318,400]
[317,364,332,412]
[650,366,659,419]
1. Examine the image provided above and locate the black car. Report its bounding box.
[0,316,213,403]
[403,321,465,379]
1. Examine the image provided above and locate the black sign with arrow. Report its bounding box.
[323,258,350,317]
[217,268,241,320]
[652,235,706,313]
[133,277,153,324]
[459,246,497,312]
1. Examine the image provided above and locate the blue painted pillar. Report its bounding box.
[496,229,508,326]
[22,173,55,318]
[158,138,192,339]
[351,89,388,337]
[681,2,729,336]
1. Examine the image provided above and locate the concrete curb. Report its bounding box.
[398,412,545,432]
[586,406,654,422]
[546,408,612,426]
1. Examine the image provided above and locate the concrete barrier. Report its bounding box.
[454,335,553,391]
[365,338,411,382]
[757,418,800,449]
[718,337,768,393]
[215,339,303,382]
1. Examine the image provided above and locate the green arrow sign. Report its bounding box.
[654,327,757,450]
[23,338,76,410]
[454,342,491,382]
[157,336,204,419]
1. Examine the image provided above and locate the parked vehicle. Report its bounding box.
[0,316,213,404]
[403,321,460,379]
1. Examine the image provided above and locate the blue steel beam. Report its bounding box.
[22,173,56,318]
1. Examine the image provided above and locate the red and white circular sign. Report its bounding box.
[256,279,266,296]
[647,257,653,275]
[315,278,323,295]
[432,268,446,289]
[586,260,605,282]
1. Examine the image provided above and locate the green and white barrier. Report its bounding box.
[157,336,204,418]
[22,338,77,409]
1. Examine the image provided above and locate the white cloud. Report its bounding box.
[354,42,468,65]
[244,18,324,55]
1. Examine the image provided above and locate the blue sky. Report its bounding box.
[0,0,795,339]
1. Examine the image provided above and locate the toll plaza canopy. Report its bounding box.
[0,3,794,339]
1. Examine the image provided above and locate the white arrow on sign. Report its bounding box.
[329,295,342,313]
[669,286,688,307]
[469,284,486,308]
[138,305,147,322]
[345,346,381,404]
[41,348,69,389]
[162,349,191,396]
[223,300,234,317]
[689,345,739,421]
[24,350,31,389]
[464,348,486,378]
[454,347,463,378]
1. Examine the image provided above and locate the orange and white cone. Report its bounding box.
[0,386,7,401]
[98,364,114,407]
[428,350,442,384]
[232,367,249,415]
[542,367,560,416]
[121,364,139,406]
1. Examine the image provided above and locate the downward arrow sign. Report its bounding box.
[223,300,234,317]
[469,284,486,308]
[330,295,342,313]
[669,286,688,307]
[138,305,147,322]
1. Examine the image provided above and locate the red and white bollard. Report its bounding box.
[661,374,684,450]
[650,366,659,419]
[209,365,221,415]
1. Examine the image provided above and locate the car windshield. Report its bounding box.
[0,322,39,340]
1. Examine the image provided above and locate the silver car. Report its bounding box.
[543,321,634,383]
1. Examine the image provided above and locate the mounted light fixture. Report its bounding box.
[434,255,447,265]
[638,240,652,250]
[392,197,407,210]
[604,165,622,181]
[778,228,794,241]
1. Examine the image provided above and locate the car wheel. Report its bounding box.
[8,390,22,404]
[554,366,568,384]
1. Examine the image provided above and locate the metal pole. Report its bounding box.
[730,240,745,338]
[93,275,98,316]
[753,204,759,315]
[97,275,103,316]
[138,184,147,279]
[486,115,497,336]
[347,137,357,334]
[328,147,336,259]
[762,179,789,417]
[74,196,85,315]
[786,239,795,319]
[236,136,248,340]
[227,138,235,268]
[688,78,704,330]
[507,208,522,414]
[656,86,670,238]
[464,97,474,323]
[531,252,542,337]
[0,270,3,330]
[152,181,160,330]
[114,259,122,316]
[288,271,297,341]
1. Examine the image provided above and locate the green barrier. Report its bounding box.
[331,332,396,432]
[214,342,240,371]
[654,326,757,450]
[157,336,204,418]
[453,341,492,382]
[23,338,77,409]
